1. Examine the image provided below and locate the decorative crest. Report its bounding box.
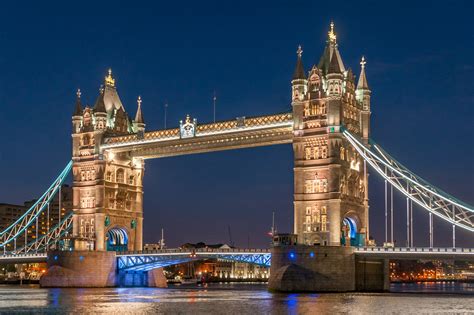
[297,45,303,57]
[328,21,337,43]
[76,88,81,98]
[360,56,366,69]
[137,95,142,107]
[180,114,197,139]
[105,68,115,87]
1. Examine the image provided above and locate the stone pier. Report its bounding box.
[268,245,389,292]
[40,251,167,288]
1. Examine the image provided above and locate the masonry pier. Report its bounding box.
[268,240,389,292]
[40,251,167,288]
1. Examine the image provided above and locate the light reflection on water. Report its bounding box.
[0,283,473,314]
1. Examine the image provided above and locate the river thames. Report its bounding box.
[0,283,473,314]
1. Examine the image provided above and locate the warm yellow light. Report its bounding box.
[107,152,115,161]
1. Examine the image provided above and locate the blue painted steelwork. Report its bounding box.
[342,128,474,232]
[0,161,73,248]
[7,212,74,255]
[117,250,272,271]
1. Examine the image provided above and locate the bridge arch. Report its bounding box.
[341,212,362,246]
[106,227,129,251]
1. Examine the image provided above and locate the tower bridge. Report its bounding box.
[1,22,473,291]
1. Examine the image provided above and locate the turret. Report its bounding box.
[356,56,371,140]
[291,45,307,102]
[134,96,145,133]
[94,86,107,130]
[72,89,83,133]
[326,52,344,98]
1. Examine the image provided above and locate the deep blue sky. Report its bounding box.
[0,1,472,248]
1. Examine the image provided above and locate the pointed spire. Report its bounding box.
[94,85,107,113]
[357,56,369,90]
[292,45,306,80]
[327,52,342,74]
[73,88,83,116]
[135,96,145,124]
[318,21,345,74]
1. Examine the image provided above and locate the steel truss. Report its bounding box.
[117,250,272,271]
[342,128,474,232]
[10,212,73,255]
[0,161,72,248]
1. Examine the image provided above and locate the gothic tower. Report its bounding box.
[292,23,370,246]
[71,70,146,251]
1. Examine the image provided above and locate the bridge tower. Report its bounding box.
[292,22,371,246]
[71,70,145,251]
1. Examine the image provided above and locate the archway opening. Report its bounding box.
[341,217,357,246]
[106,227,129,251]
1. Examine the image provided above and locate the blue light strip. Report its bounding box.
[117,253,272,271]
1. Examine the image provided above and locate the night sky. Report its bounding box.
[0,1,472,248]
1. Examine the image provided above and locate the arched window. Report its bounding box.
[116,169,124,183]
[321,145,328,159]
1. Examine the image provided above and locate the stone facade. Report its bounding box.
[291,23,371,246]
[69,23,372,255]
[71,71,145,252]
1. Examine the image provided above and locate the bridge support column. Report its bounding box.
[147,268,167,288]
[40,251,117,287]
[116,268,167,287]
[355,256,390,292]
[268,245,356,292]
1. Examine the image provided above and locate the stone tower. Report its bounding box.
[71,70,145,251]
[292,23,371,246]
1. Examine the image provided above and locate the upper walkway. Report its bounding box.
[100,113,294,159]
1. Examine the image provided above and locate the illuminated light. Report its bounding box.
[309,252,315,258]
[289,253,296,259]
[79,256,84,261]
[54,255,58,261]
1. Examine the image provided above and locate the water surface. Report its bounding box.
[0,283,473,314]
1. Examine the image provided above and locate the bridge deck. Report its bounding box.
[355,247,474,260]
[2,247,474,265]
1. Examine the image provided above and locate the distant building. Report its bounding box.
[180,242,233,250]
[0,185,72,251]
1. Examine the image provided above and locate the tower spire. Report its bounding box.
[94,85,107,113]
[135,95,144,124]
[357,56,369,90]
[292,45,306,80]
[328,20,337,44]
[73,88,83,116]
[318,21,345,74]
